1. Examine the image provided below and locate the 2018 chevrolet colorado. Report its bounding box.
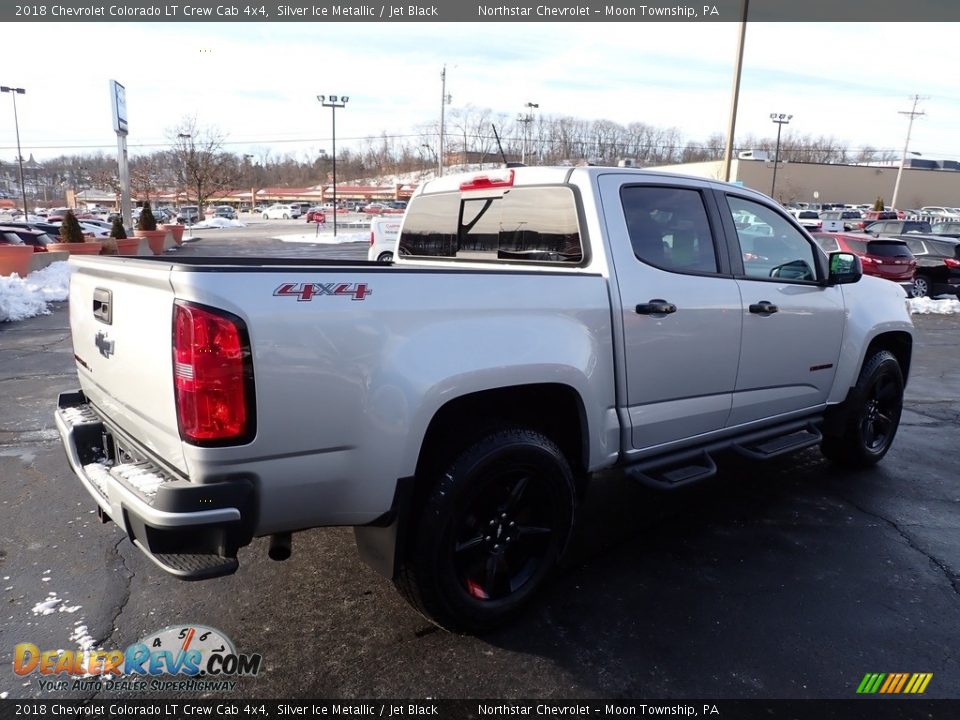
[56,166,913,631]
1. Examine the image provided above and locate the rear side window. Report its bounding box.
[814,235,841,253]
[399,186,582,264]
[621,186,719,274]
[866,241,911,257]
[842,238,867,254]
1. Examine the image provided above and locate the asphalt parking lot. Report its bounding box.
[1,226,958,702]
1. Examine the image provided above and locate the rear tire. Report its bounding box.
[395,428,575,633]
[377,251,394,263]
[821,350,904,467]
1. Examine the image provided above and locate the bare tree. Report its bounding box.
[168,116,238,217]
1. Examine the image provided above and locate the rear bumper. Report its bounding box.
[55,390,255,580]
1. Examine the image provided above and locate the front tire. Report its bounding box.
[395,428,575,633]
[821,350,904,467]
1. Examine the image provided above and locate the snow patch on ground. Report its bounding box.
[908,297,960,314]
[277,231,369,245]
[0,261,72,323]
[190,217,247,229]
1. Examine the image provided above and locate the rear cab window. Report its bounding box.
[620,186,720,274]
[398,185,583,264]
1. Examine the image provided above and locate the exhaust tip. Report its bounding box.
[268,532,292,561]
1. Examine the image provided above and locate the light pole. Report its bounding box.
[769,112,792,200]
[1,86,28,220]
[517,101,538,165]
[318,94,348,237]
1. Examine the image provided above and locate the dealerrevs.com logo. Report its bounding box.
[14,624,262,693]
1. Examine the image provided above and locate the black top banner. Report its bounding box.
[5,0,960,22]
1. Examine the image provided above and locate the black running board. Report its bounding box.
[731,423,822,460]
[626,451,717,489]
[625,417,823,490]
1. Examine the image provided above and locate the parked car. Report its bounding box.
[367,216,402,262]
[0,226,50,252]
[177,206,200,224]
[305,207,327,223]
[295,202,312,217]
[896,235,960,298]
[361,203,387,215]
[262,203,302,220]
[819,210,863,232]
[56,166,914,632]
[931,222,960,239]
[794,210,822,231]
[864,220,933,237]
[813,232,915,294]
[5,221,64,239]
[858,210,898,229]
[919,206,959,218]
[213,206,237,220]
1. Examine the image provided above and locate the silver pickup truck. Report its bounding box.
[56,166,913,632]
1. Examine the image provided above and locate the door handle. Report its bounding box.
[636,299,677,315]
[749,301,779,315]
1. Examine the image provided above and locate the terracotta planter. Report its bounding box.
[0,245,33,277]
[161,223,185,245]
[134,229,168,255]
[46,241,103,255]
[115,238,142,256]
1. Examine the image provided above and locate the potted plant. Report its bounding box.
[47,209,102,255]
[159,208,185,246]
[108,216,141,256]
[133,202,168,255]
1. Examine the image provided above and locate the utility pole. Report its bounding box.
[438,65,450,177]
[721,0,748,182]
[890,94,926,212]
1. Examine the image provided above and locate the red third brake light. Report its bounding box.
[459,169,515,192]
[173,301,255,445]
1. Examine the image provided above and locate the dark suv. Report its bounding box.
[898,235,960,298]
[864,220,932,237]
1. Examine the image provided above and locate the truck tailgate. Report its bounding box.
[68,256,186,475]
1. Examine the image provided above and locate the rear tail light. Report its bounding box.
[860,255,877,266]
[944,258,960,269]
[370,230,375,246]
[173,301,255,445]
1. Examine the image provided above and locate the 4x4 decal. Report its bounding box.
[273,282,372,301]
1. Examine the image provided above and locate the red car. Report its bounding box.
[813,232,915,293]
[305,208,326,223]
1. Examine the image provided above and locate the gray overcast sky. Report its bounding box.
[2,22,957,163]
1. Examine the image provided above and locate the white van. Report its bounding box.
[367,216,401,262]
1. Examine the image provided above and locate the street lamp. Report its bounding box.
[1,85,28,221]
[517,101,539,165]
[317,94,349,237]
[769,112,792,200]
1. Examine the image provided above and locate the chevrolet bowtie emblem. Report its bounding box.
[95,332,115,359]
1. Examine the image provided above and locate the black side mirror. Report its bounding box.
[828,252,862,285]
